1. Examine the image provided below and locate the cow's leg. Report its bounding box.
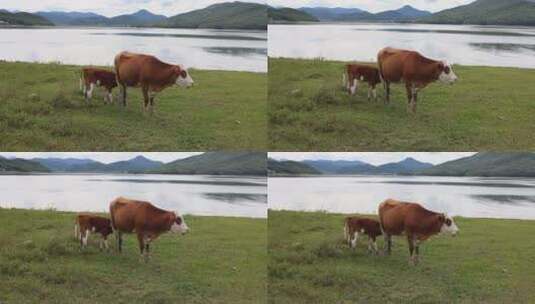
[107,89,113,104]
[141,86,150,112]
[121,85,127,107]
[137,233,145,257]
[86,83,95,101]
[116,231,123,253]
[384,81,390,104]
[372,236,379,254]
[74,223,79,239]
[408,235,418,266]
[405,83,413,113]
[350,79,358,96]
[384,234,392,255]
[414,239,421,265]
[351,231,358,249]
[149,92,156,114]
[367,236,373,253]
[79,229,84,249]
[373,85,378,101]
[83,229,90,247]
[411,87,418,113]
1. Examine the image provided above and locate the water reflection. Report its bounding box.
[268,176,535,220]
[0,27,267,72]
[0,174,267,218]
[269,23,535,68]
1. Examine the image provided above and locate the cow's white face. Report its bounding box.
[175,66,194,88]
[170,214,189,235]
[440,214,459,236]
[438,62,458,85]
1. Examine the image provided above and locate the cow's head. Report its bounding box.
[174,65,194,88]
[438,214,459,236]
[437,61,458,85]
[170,213,189,235]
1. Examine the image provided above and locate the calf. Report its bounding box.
[343,64,382,101]
[109,197,189,262]
[80,67,118,103]
[74,214,113,250]
[344,216,382,254]
[377,47,458,113]
[378,199,459,265]
[114,51,194,113]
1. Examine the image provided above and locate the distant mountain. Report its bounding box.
[303,160,378,174]
[36,11,106,25]
[421,0,535,26]
[268,7,318,22]
[377,157,434,174]
[0,10,53,25]
[33,156,163,173]
[267,159,320,175]
[374,5,432,21]
[298,7,367,21]
[337,5,431,22]
[149,152,266,175]
[32,157,100,171]
[163,2,267,30]
[37,9,165,26]
[107,9,166,26]
[418,152,535,177]
[105,156,164,172]
[0,157,49,172]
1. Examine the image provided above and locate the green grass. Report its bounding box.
[268,57,535,151]
[268,210,535,304]
[0,61,266,151]
[0,208,267,303]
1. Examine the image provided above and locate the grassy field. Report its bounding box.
[268,58,535,151]
[268,210,535,304]
[0,208,267,304]
[0,61,266,151]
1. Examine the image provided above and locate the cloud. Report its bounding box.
[268,152,476,166]
[0,0,266,17]
[267,0,474,13]
[0,152,203,164]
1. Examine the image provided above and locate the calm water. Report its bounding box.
[269,176,535,220]
[269,23,535,68]
[0,27,267,72]
[0,174,267,218]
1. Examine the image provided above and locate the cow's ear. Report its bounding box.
[438,214,445,222]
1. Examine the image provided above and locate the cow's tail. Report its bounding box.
[343,218,349,244]
[109,198,117,231]
[377,200,387,235]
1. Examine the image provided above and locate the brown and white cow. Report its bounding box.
[344,216,382,254]
[74,214,113,250]
[378,199,459,265]
[377,47,458,113]
[109,197,189,261]
[80,67,118,103]
[343,64,381,101]
[114,51,194,113]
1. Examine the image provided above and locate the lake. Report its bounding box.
[0,27,267,72]
[269,23,535,68]
[0,174,267,218]
[268,175,535,220]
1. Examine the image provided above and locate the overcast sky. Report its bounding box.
[269,152,476,166]
[0,0,266,17]
[0,152,203,164]
[268,0,473,13]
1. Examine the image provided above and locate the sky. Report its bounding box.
[268,152,476,166]
[0,152,203,164]
[0,0,266,17]
[268,0,474,13]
